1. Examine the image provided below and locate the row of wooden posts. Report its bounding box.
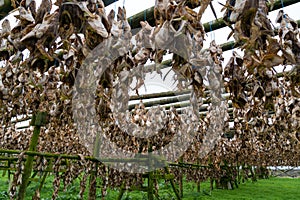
[0,112,270,199]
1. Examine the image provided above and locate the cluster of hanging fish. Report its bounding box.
[0,0,299,198]
[0,0,209,197]
[222,0,300,167]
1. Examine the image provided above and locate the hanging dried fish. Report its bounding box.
[84,14,108,49]
[0,19,11,39]
[21,12,59,61]
[35,0,52,24]
[14,7,35,24]
[197,0,217,22]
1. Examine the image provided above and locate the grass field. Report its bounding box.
[0,174,299,200]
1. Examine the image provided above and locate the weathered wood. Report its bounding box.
[18,112,47,200]
[128,0,299,33]
[197,181,201,193]
[0,149,150,163]
[129,93,230,111]
[164,166,181,200]
[30,112,48,126]
[144,19,300,72]
[179,157,183,198]
[147,171,154,200]
[129,93,191,110]
[88,163,98,200]
[38,159,53,193]
[117,183,125,200]
[130,90,191,101]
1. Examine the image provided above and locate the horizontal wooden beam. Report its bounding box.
[128,0,299,35]
[130,90,191,101]
[145,19,300,72]
[128,0,300,34]
[0,149,148,163]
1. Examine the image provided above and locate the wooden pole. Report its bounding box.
[144,19,300,72]
[179,158,183,198]
[117,182,125,200]
[130,90,191,101]
[34,158,53,198]
[17,112,48,200]
[0,149,148,163]
[147,171,154,200]
[164,166,181,200]
[128,0,299,34]
[88,163,98,200]
[197,160,201,193]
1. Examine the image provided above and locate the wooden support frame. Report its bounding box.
[128,0,299,34]
[0,0,299,198]
[18,112,48,200]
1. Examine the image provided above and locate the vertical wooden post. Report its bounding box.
[179,157,183,198]
[38,159,53,192]
[164,166,181,200]
[210,178,214,191]
[117,182,125,200]
[117,189,125,200]
[208,157,213,192]
[250,165,257,182]
[236,158,240,187]
[197,160,200,193]
[148,171,154,200]
[89,132,101,200]
[8,159,11,181]
[147,143,154,200]
[88,163,98,200]
[197,181,201,193]
[18,112,48,200]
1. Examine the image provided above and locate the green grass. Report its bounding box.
[0,173,299,200]
[181,178,300,200]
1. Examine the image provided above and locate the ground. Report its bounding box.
[0,174,300,199]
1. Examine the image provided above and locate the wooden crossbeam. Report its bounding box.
[128,0,300,34]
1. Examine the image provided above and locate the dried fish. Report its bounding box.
[15,7,35,23]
